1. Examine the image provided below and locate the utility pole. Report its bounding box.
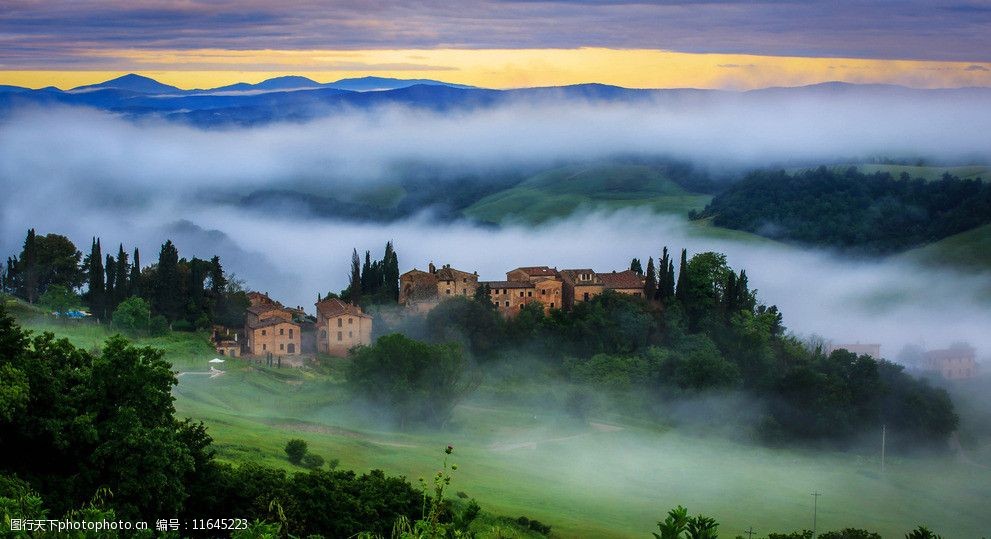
[744,526,756,539]
[881,424,887,474]
[811,490,821,539]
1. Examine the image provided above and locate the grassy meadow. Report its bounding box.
[10,308,991,538]
[463,164,712,226]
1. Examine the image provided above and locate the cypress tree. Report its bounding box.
[154,240,181,321]
[629,258,643,275]
[384,241,399,301]
[86,238,105,318]
[130,248,142,298]
[104,254,116,312]
[361,251,372,293]
[20,229,39,303]
[644,257,657,300]
[349,248,362,305]
[114,244,129,302]
[675,248,689,305]
[208,255,226,295]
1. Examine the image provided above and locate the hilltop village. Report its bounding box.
[215,262,646,363]
[213,259,979,380]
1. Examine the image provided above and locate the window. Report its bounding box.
[261,329,266,336]
[502,289,506,295]
[542,289,546,295]
[550,302,555,308]
[446,289,451,295]
[337,331,343,341]
[279,328,284,335]
[527,291,532,297]
[463,278,467,283]
[519,291,524,297]
[504,301,509,307]
[289,329,294,338]
[349,331,353,338]
[349,317,353,324]
[280,343,284,350]
[337,318,342,327]
[320,329,327,339]
[583,292,590,300]
[262,344,267,351]
[463,289,467,295]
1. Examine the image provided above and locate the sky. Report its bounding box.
[2,0,991,90]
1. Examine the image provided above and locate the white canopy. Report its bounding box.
[209,358,225,363]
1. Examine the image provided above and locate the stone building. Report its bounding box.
[244,309,303,356]
[559,269,604,309]
[482,266,564,317]
[315,297,373,357]
[399,262,479,312]
[246,291,280,308]
[924,344,979,380]
[599,270,647,298]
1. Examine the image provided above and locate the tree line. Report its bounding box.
[2,229,248,332]
[691,166,991,253]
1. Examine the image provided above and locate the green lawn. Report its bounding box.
[14,313,991,538]
[464,164,712,225]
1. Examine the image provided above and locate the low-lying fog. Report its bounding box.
[2,97,990,360]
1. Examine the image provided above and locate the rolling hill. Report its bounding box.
[902,223,991,272]
[463,164,712,225]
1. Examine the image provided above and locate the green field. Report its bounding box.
[901,223,991,274]
[787,164,990,182]
[463,164,712,225]
[12,311,991,538]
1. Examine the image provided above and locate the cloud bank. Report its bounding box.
[1,96,989,360]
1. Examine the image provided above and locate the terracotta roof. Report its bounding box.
[248,316,299,330]
[482,280,534,289]
[247,304,288,316]
[435,266,476,281]
[400,268,431,278]
[315,298,370,319]
[599,270,646,290]
[511,266,558,277]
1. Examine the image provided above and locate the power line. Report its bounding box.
[744,526,757,539]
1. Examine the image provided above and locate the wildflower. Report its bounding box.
[445,445,454,454]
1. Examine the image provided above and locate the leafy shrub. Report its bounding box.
[284,439,307,465]
[301,453,325,470]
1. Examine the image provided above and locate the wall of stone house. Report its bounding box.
[248,323,301,356]
[534,279,563,312]
[488,285,533,317]
[246,307,293,327]
[435,274,479,300]
[400,273,439,305]
[317,314,373,357]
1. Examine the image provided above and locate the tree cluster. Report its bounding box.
[339,241,400,306]
[693,167,991,253]
[405,246,956,448]
[0,307,423,537]
[3,229,249,331]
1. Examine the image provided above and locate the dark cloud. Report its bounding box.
[0,1,990,68]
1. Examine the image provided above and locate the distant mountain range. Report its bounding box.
[1,73,989,127]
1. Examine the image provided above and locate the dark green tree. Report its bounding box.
[284,439,308,465]
[153,240,181,322]
[644,257,657,300]
[84,238,105,319]
[630,258,643,275]
[347,334,472,427]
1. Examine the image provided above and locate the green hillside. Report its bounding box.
[464,164,712,225]
[11,311,991,538]
[902,223,991,273]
